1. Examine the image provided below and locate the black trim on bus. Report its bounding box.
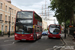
[16,18,33,20]
[16,23,33,25]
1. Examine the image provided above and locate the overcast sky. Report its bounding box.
[11,0,55,17]
[11,0,58,24]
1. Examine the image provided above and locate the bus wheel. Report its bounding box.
[48,37,51,39]
[39,36,41,39]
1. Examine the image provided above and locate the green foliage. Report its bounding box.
[0,30,2,32]
[49,0,75,25]
[0,30,2,34]
[44,29,48,31]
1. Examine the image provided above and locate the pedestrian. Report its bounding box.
[73,31,75,41]
[73,25,75,41]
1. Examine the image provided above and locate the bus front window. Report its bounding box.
[16,25,33,34]
[49,25,60,34]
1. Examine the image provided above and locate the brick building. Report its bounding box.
[0,0,21,34]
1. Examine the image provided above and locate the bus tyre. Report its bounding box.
[39,35,42,39]
[48,37,51,39]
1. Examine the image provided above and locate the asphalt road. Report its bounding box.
[0,35,63,50]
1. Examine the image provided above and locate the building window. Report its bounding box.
[12,9,13,13]
[14,18,15,22]
[0,14,2,20]
[1,25,3,32]
[9,7,11,12]
[9,7,10,12]
[8,16,10,21]
[12,26,13,31]
[5,15,7,24]
[15,10,16,13]
[9,26,11,31]
[0,3,2,9]
[12,17,13,22]
[5,15,7,21]
[5,26,7,32]
[5,6,7,11]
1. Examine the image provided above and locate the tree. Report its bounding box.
[49,0,75,38]
[49,0,75,25]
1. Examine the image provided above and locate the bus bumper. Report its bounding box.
[15,36,34,41]
[48,34,61,38]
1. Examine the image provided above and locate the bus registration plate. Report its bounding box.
[22,39,26,40]
[53,37,56,38]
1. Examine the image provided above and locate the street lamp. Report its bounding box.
[8,8,11,37]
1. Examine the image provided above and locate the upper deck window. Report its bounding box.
[17,11,33,19]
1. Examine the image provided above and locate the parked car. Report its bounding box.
[42,30,48,35]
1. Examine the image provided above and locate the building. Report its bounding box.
[0,0,21,34]
[42,20,47,31]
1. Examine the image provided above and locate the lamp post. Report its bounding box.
[8,8,11,37]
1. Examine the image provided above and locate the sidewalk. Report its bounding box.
[60,33,75,50]
[0,35,14,39]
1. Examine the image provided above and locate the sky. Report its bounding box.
[11,0,54,17]
[11,0,58,25]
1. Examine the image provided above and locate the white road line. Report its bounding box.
[4,39,14,42]
[45,48,54,50]
[0,41,16,46]
[0,43,13,46]
[13,41,17,44]
[41,36,48,39]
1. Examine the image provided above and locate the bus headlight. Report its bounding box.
[15,34,17,37]
[31,35,33,36]
[59,34,61,36]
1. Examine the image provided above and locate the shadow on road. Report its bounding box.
[16,40,36,43]
[48,38,60,40]
[15,38,41,43]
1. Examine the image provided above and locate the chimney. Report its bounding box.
[5,0,11,3]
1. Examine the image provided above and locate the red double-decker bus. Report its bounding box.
[15,10,42,41]
[48,24,61,38]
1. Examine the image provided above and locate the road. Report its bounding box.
[0,35,63,50]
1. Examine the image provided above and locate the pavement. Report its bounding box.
[60,33,75,50]
[0,35,14,39]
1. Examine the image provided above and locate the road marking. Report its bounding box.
[4,39,14,42]
[0,41,16,46]
[41,36,48,39]
[0,43,13,46]
[45,48,54,50]
[60,38,65,45]
[12,41,17,44]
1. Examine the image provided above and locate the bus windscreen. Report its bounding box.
[49,25,60,34]
[15,11,33,34]
[16,25,33,34]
